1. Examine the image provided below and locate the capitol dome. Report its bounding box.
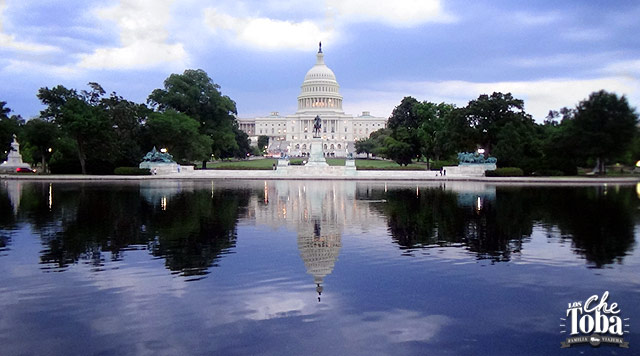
[303,54,337,82]
[297,43,343,113]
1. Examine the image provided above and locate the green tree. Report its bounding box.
[465,92,532,155]
[148,69,242,164]
[415,101,457,168]
[257,135,269,152]
[368,128,392,157]
[355,138,375,158]
[541,108,582,175]
[211,128,238,160]
[571,90,638,174]
[100,93,150,166]
[384,127,416,166]
[233,126,251,159]
[356,128,391,159]
[384,97,421,165]
[0,101,9,117]
[388,96,420,130]
[60,98,113,174]
[492,120,543,173]
[36,85,78,120]
[146,110,212,163]
[441,107,476,155]
[38,84,118,174]
[0,101,24,161]
[22,119,59,173]
[625,127,640,166]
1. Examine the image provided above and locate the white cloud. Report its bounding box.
[328,0,455,27]
[340,310,451,343]
[343,76,639,121]
[203,0,453,51]
[604,59,640,78]
[204,9,335,51]
[0,33,58,52]
[2,58,79,78]
[78,0,187,70]
[0,0,58,53]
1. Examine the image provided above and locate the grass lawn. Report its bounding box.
[203,158,429,170]
[355,159,427,170]
[205,159,276,170]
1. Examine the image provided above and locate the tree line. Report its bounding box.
[2,72,638,176]
[0,69,251,174]
[356,91,639,175]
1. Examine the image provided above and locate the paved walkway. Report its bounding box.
[2,167,640,185]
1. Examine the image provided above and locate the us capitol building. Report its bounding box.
[237,44,387,157]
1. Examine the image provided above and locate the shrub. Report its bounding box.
[485,167,524,177]
[532,169,564,176]
[114,167,151,175]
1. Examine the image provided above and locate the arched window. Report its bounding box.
[295,144,300,149]
[324,144,328,149]
[330,144,335,150]
[302,144,307,149]
[337,144,342,149]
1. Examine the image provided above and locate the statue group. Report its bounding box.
[457,152,497,165]
[141,147,175,163]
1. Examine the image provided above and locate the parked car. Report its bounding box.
[16,167,35,173]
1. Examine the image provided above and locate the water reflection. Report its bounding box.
[0,180,637,276]
[251,181,348,301]
[3,180,23,215]
[0,180,638,356]
[0,182,251,278]
[371,182,638,266]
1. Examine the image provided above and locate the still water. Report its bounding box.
[0,180,638,355]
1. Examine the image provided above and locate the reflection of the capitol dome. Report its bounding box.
[253,181,352,302]
[298,220,341,302]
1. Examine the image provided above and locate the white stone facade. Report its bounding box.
[237,47,387,157]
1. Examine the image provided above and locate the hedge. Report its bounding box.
[114,167,151,175]
[532,169,564,176]
[485,167,524,177]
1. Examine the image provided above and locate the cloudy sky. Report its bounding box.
[1,0,639,122]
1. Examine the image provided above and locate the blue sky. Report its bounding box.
[1,0,639,122]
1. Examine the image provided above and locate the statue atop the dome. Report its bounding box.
[313,115,322,137]
[318,41,322,53]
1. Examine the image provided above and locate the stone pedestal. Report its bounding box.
[276,158,289,174]
[305,137,328,167]
[345,158,356,175]
[139,162,180,175]
[443,163,497,177]
[0,136,32,173]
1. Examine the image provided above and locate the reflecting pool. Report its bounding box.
[0,180,638,355]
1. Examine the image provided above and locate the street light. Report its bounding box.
[477,148,485,154]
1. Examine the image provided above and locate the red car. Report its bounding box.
[16,167,35,173]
